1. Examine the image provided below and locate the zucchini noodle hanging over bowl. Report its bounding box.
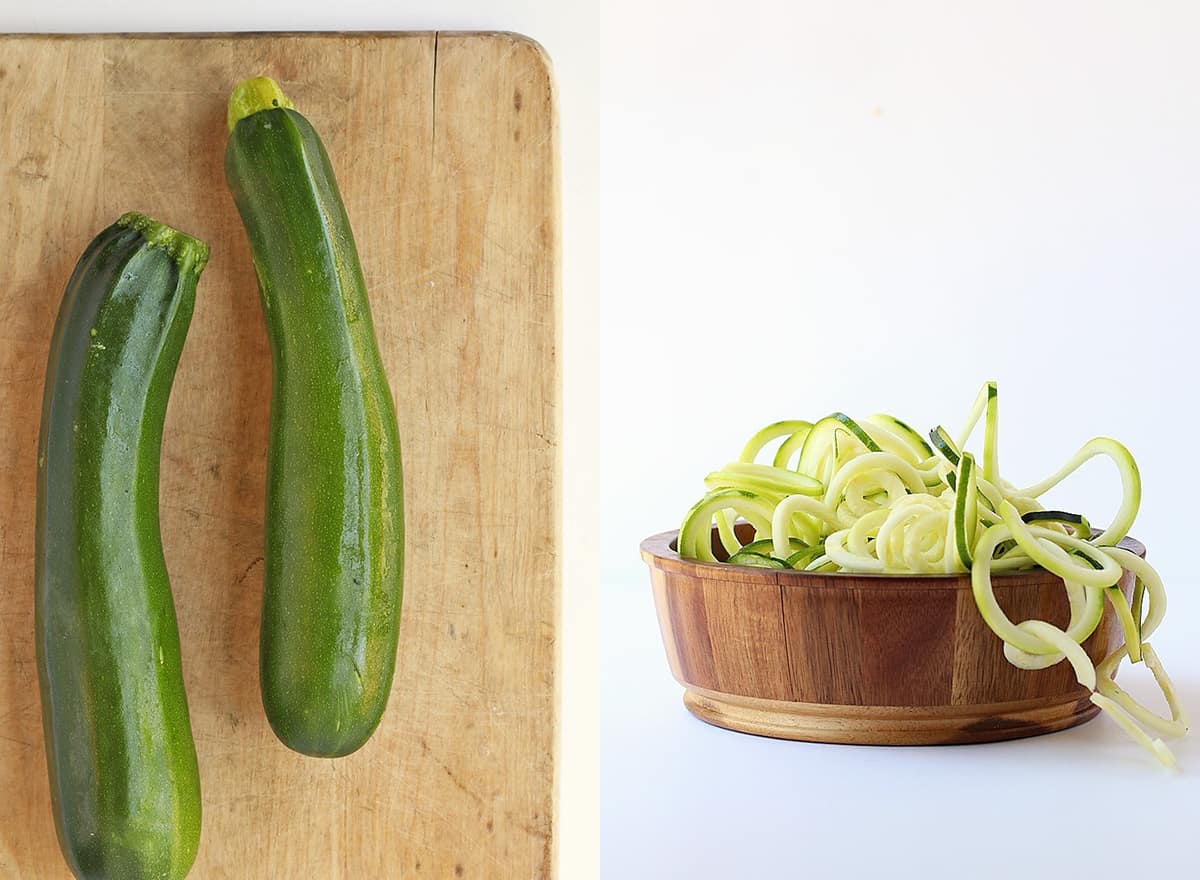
[677,382,1188,766]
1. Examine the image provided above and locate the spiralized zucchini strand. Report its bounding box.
[713,508,742,558]
[771,495,841,559]
[676,381,1186,766]
[1096,642,1189,739]
[954,382,990,451]
[739,420,813,465]
[1018,437,1141,547]
[1090,693,1176,768]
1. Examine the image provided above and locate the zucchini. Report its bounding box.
[797,413,881,484]
[734,417,811,465]
[224,76,404,757]
[928,425,961,466]
[982,381,999,483]
[740,537,807,556]
[863,413,933,460]
[704,461,823,497]
[785,544,826,570]
[725,549,789,569]
[35,213,205,879]
[678,488,775,561]
[952,451,978,569]
[771,427,811,470]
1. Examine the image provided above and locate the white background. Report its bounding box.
[4,3,601,878]
[601,0,1200,589]
[599,1,1200,878]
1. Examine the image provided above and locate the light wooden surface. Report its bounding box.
[642,527,1137,745]
[0,32,558,878]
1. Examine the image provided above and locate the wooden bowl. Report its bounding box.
[640,524,1141,745]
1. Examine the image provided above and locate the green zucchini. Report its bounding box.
[797,413,882,484]
[739,537,808,556]
[928,425,961,466]
[224,76,404,757]
[952,451,978,569]
[724,549,789,569]
[35,213,206,879]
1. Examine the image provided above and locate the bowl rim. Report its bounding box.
[640,527,1146,590]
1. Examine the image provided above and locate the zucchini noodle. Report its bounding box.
[677,382,1188,766]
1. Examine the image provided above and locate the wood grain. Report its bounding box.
[681,689,1102,745]
[642,527,1138,745]
[0,32,558,879]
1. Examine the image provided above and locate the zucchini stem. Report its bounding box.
[116,211,210,275]
[227,75,295,132]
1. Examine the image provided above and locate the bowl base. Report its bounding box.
[683,687,1100,745]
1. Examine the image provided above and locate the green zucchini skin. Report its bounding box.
[35,214,206,880]
[224,79,404,758]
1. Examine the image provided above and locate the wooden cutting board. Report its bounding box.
[0,32,559,879]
